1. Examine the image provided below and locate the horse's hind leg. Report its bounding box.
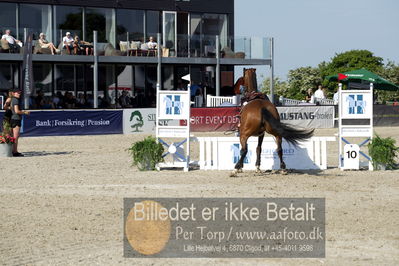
[255,134,264,173]
[276,136,286,170]
[231,135,249,177]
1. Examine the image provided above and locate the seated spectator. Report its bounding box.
[146,36,157,50]
[305,88,313,102]
[2,29,22,53]
[62,32,74,54]
[73,36,93,55]
[76,93,86,108]
[38,33,58,55]
[86,94,94,108]
[64,92,76,108]
[35,90,44,109]
[52,91,64,108]
[119,91,132,108]
[42,96,55,109]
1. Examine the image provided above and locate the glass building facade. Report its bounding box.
[0,1,271,109]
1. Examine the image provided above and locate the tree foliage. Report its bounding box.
[320,50,385,93]
[375,60,399,102]
[320,50,384,78]
[286,67,321,99]
[260,77,289,97]
[264,49,399,102]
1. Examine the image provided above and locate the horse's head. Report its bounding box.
[243,68,257,93]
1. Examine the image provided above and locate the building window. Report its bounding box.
[133,65,145,107]
[99,65,116,108]
[0,2,17,36]
[163,66,174,90]
[146,11,160,42]
[86,8,116,47]
[189,13,228,57]
[54,6,83,46]
[31,63,52,109]
[116,9,144,45]
[201,13,228,56]
[0,63,18,93]
[146,65,157,107]
[19,4,52,41]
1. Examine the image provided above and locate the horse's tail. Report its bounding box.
[261,108,314,146]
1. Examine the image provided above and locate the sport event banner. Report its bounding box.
[189,106,334,132]
[21,110,122,136]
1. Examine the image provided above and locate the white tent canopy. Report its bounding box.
[108,65,133,90]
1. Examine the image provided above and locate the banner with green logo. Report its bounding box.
[123,109,156,134]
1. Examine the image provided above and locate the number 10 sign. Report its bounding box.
[343,144,360,170]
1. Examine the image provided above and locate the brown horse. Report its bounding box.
[234,68,258,94]
[231,98,314,176]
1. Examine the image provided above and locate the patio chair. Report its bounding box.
[119,41,128,53]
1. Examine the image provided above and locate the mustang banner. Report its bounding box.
[277,106,334,129]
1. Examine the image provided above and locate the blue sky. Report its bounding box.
[234,0,399,82]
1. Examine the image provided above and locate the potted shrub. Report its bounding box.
[0,134,16,157]
[368,134,399,170]
[128,136,164,171]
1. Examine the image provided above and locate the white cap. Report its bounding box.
[66,32,71,35]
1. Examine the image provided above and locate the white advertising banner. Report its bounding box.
[123,108,157,134]
[123,108,180,134]
[277,106,335,128]
[217,138,316,170]
[198,137,335,170]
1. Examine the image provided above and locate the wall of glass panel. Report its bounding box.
[54,5,83,46]
[116,9,144,45]
[133,65,145,107]
[146,11,160,43]
[0,63,18,93]
[30,63,52,108]
[98,64,116,108]
[0,2,17,37]
[162,66,174,90]
[146,65,157,107]
[19,4,52,41]
[189,13,228,57]
[0,2,230,57]
[86,8,116,46]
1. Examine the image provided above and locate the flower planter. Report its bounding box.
[0,143,12,157]
[376,164,386,171]
[138,153,153,171]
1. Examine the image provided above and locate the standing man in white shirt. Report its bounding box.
[62,32,74,54]
[314,85,326,99]
[1,29,22,53]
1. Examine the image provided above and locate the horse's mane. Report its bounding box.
[233,77,244,94]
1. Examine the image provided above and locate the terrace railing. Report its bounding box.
[2,28,272,60]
